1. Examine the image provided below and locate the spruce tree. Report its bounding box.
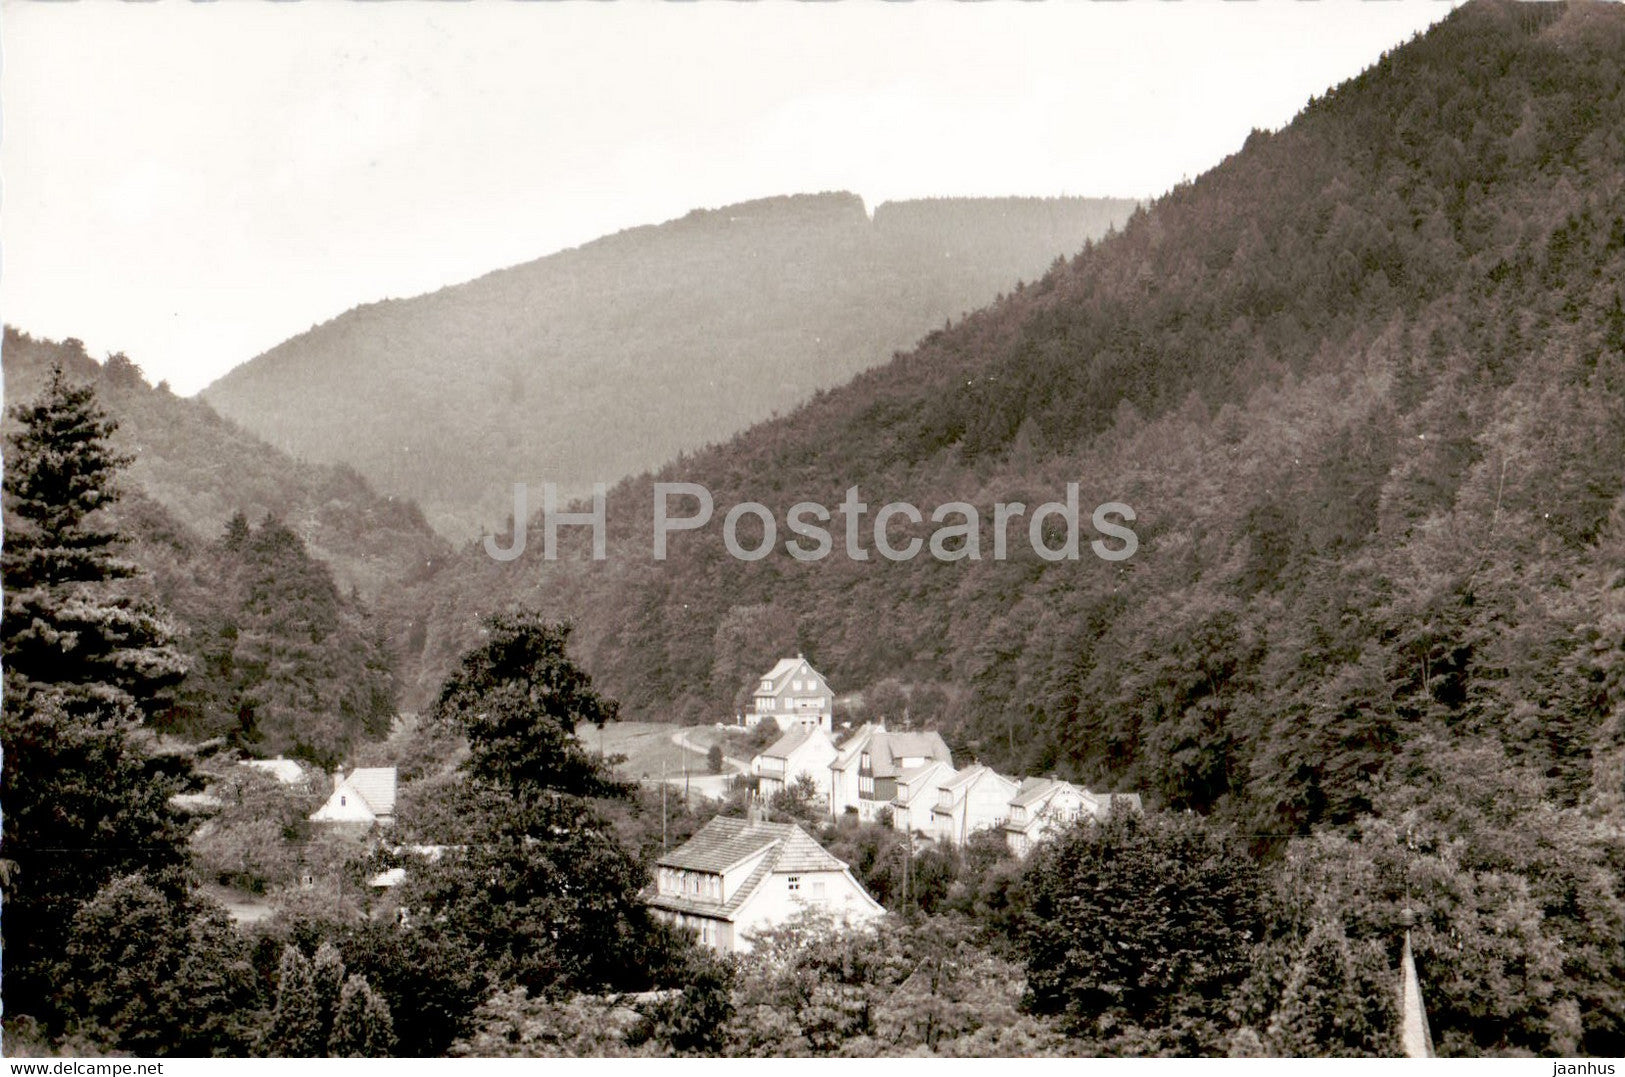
[2,366,184,718]
[1267,921,1390,1056]
[263,946,324,1057]
[0,370,192,1025]
[311,942,348,1045]
[328,974,395,1057]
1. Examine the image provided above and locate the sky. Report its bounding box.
[2,0,1462,395]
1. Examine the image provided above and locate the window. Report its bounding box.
[811,880,826,900]
[787,875,801,892]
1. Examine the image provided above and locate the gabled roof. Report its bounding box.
[657,815,846,875]
[310,766,398,823]
[344,767,398,816]
[893,760,955,807]
[1008,776,1054,807]
[833,723,879,769]
[759,727,831,761]
[650,817,857,922]
[940,764,989,792]
[760,657,803,683]
[756,656,827,697]
[934,765,1019,812]
[1012,777,1084,809]
[833,726,952,778]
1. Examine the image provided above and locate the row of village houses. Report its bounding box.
[637,656,1140,955]
[199,657,1436,1047]
[744,655,1140,858]
[202,656,1138,957]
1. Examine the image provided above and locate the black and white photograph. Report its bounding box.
[3,0,1625,1062]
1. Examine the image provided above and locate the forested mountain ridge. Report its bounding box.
[201,193,1138,536]
[2,329,451,603]
[383,9,1625,1047]
[2,332,432,761]
[401,0,1625,824]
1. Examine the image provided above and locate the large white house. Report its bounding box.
[753,727,838,808]
[647,815,883,953]
[931,764,1019,846]
[310,767,398,826]
[744,656,834,733]
[829,724,953,821]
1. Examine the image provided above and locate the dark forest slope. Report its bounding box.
[404,0,1625,828]
[396,13,1625,1045]
[1,333,442,761]
[3,330,450,603]
[201,194,1137,536]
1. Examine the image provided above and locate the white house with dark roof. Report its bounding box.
[931,764,1019,846]
[745,655,834,733]
[752,727,837,807]
[648,815,883,952]
[829,724,954,821]
[310,767,398,826]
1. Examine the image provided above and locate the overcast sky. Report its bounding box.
[2,0,1460,395]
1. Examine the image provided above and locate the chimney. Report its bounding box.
[745,795,760,826]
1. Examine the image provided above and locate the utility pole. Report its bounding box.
[661,759,668,852]
[903,835,912,910]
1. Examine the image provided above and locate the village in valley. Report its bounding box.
[652,654,1141,954]
[11,1,1625,1059]
[177,653,1143,956]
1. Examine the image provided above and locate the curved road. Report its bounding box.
[657,727,751,800]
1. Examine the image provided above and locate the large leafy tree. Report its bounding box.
[432,612,623,798]
[1014,811,1262,1049]
[60,874,260,1056]
[1,369,194,1025]
[398,613,686,998]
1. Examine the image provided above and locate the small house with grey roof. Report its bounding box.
[310,766,398,827]
[1003,779,1143,857]
[647,815,883,952]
